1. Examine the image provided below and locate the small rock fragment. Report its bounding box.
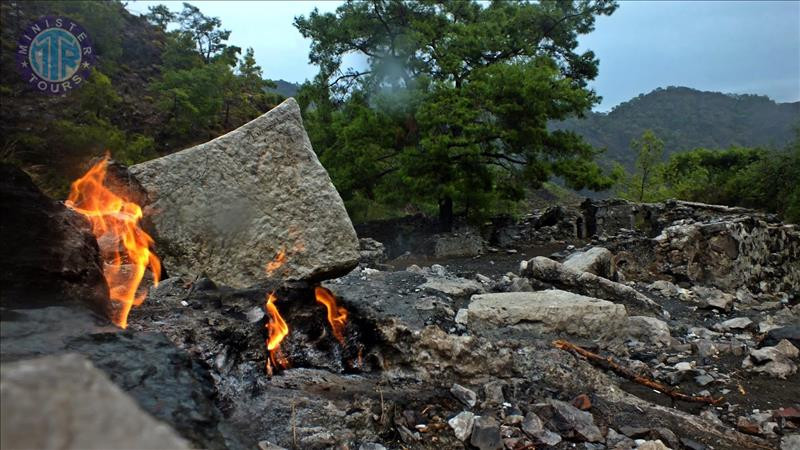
[450,383,478,408]
[448,411,475,442]
[470,416,502,450]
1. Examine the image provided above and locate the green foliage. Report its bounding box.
[616,130,667,202]
[616,131,800,222]
[296,0,618,227]
[0,1,281,196]
[555,86,800,170]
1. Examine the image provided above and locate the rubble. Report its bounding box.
[743,339,800,379]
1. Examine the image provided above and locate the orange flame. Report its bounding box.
[315,286,348,345]
[65,156,160,329]
[265,292,289,373]
[265,249,287,276]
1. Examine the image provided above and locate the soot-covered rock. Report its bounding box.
[0,164,109,318]
[128,98,359,287]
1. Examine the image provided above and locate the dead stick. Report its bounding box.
[553,340,723,405]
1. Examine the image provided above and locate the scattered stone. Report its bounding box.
[674,361,693,371]
[450,383,478,408]
[358,444,386,450]
[743,339,799,379]
[563,247,616,279]
[626,316,672,347]
[537,399,603,443]
[717,317,754,332]
[692,285,734,311]
[470,416,502,450]
[781,434,800,450]
[419,277,484,297]
[258,441,288,450]
[455,308,469,326]
[637,440,670,450]
[448,411,475,441]
[695,374,715,386]
[762,325,800,349]
[0,354,189,450]
[648,280,680,297]
[468,290,627,339]
[483,380,506,406]
[127,98,360,287]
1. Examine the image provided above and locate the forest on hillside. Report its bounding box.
[1,0,798,224]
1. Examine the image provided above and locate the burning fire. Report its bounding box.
[262,251,351,374]
[315,286,348,345]
[65,156,160,328]
[265,292,289,374]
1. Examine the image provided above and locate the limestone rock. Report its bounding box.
[626,316,672,347]
[467,290,627,339]
[743,339,799,379]
[563,246,615,279]
[448,411,475,441]
[450,383,478,408]
[358,238,386,267]
[128,98,359,287]
[520,256,657,309]
[0,353,189,450]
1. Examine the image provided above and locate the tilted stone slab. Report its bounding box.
[130,98,359,287]
[467,290,627,339]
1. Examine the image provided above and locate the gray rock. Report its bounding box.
[357,444,386,450]
[520,256,657,309]
[691,285,734,311]
[470,416,502,450]
[419,277,484,297]
[448,411,475,441]
[538,399,603,442]
[563,246,615,279]
[0,354,189,450]
[468,290,627,339]
[521,412,545,435]
[128,98,359,287]
[450,383,478,408]
[258,441,288,450]
[483,380,506,406]
[434,230,484,258]
[638,440,671,450]
[455,308,469,326]
[358,238,386,267]
[743,339,799,379]
[717,317,754,331]
[648,280,680,297]
[781,434,800,450]
[626,316,672,347]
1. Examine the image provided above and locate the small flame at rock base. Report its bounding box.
[265,292,289,375]
[315,286,348,345]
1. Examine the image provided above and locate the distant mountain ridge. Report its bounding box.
[269,79,300,98]
[554,86,800,168]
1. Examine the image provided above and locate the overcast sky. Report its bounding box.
[127,0,800,111]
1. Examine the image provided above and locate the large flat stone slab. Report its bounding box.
[130,98,359,287]
[467,290,627,339]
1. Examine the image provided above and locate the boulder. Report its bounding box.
[467,290,627,339]
[563,247,615,279]
[0,353,189,450]
[520,257,657,309]
[626,316,672,347]
[0,164,109,317]
[743,339,799,379]
[128,98,359,287]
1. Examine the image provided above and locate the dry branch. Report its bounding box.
[553,340,723,405]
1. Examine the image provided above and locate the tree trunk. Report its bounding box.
[438,196,453,232]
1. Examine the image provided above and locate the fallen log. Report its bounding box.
[553,340,723,405]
